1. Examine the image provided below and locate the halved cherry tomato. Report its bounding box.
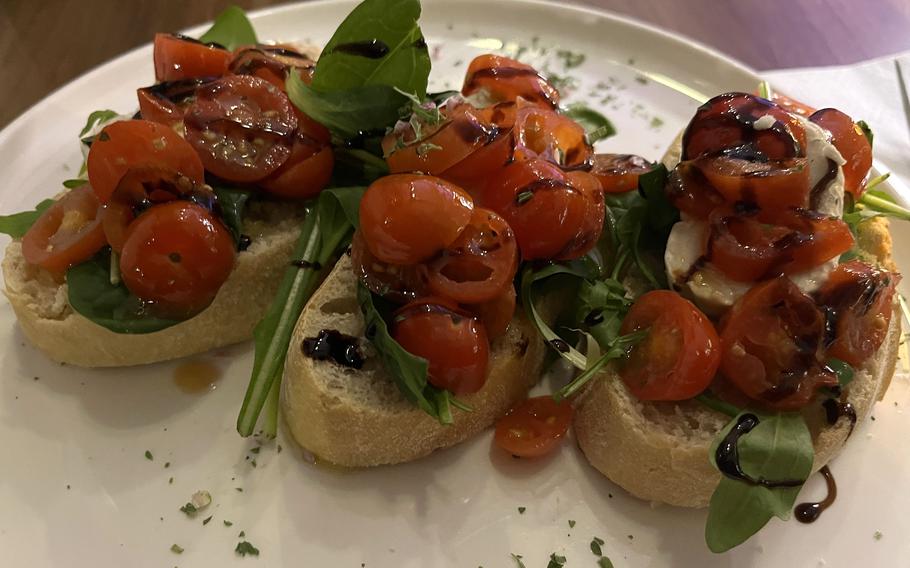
[350,231,429,303]
[769,92,816,117]
[682,92,806,161]
[101,166,215,253]
[425,207,518,304]
[493,396,573,458]
[709,206,854,282]
[153,33,231,83]
[184,75,297,183]
[229,46,316,91]
[719,277,838,410]
[467,285,516,339]
[618,290,721,401]
[21,186,107,276]
[591,154,653,194]
[513,103,592,168]
[462,54,560,109]
[137,78,213,126]
[392,297,489,394]
[87,119,205,203]
[666,161,727,220]
[810,108,873,197]
[818,260,900,366]
[692,155,810,214]
[359,174,474,265]
[119,201,235,318]
[480,158,603,260]
[384,105,499,175]
[258,133,334,199]
[440,130,515,195]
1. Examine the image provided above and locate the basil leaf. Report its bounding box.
[0,199,54,238]
[563,103,616,143]
[212,187,251,244]
[357,283,455,424]
[323,186,364,228]
[198,6,258,51]
[79,110,119,138]
[826,358,854,387]
[67,248,180,334]
[705,412,813,553]
[311,0,430,97]
[333,147,391,187]
[856,120,873,148]
[236,186,365,436]
[62,179,88,189]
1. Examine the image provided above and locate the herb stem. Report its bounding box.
[865,172,890,191]
[860,192,910,220]
[263,373,281,438]
[553,330,646,401]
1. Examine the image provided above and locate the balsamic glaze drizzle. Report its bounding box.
[794,466,837,523]
[714,414,804,488]
[302,329,365,369]
[331,39,390,59]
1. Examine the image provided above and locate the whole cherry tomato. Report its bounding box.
[462,54,560,109]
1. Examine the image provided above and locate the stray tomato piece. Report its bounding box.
[22,186,107,276]
[359,174,474,265]
[467,285,516,340]
[462,54,560,109]
[591,154,653,194]
[810,108,873,197]
[494,396,573,458]
[513,104,592,168]
[393,297,490,394]
[153,33,231,82]
[619,290,721,401]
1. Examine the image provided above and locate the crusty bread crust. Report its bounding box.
[2,201,304,367]
[281,255,546,467]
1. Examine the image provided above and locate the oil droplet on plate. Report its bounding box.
[173,360,222,393]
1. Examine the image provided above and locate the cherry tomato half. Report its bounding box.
[137,78,214,127]
[462,54,560,109]
[480,158,604,260]
[392,297,490,394]
[619,290,721,401]
[493,396,573,458]
[769,92,816,117]
[719,277,838,410]
[682,92,806,161]
[513,104,592,168]
[184,75,297,183]
[22,186,107,276]
[86,119,205,203]
[350,231,429,303]
[119,201,235,318]
[810,108,873,197]
[591,154,653,194]
[258,132,334,199]
[425,207,518,304]
[359,174,474,265]
[229,46,316,91]
[693,156,811,214]
[467,285,516,340]
[818,260,900,366]
[153,33,231,83]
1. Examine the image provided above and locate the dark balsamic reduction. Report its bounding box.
[714,413,804,488]
[331,39,390,59]
[302,329,365,369]
[238,235,252,252]
[823,398,857,435]
[794,466,837,523]
[549,338,570,353]
[513,178,577,205]
[810,159,839,209]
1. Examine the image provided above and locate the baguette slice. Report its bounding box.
[281,254,546,467]
[2,200,306,367]
[573,207,902,508]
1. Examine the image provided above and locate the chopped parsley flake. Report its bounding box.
[169,477,174,484]
[250,447,261,454]
[144,450,153,461]
[202,516,213,526]
[510,553,526,568]
[235,541,260,557]
[874,531,883,541]
[556,49,586,69]
[568,520,576,528]
[164,462,170,468]
[224,520,234,527]
[179,503,197,515]
[598,557,615,568]
[170,544,184,554]
[546,553,566,568]
[591,536,605,556]
[517,507,526,514]
[239,531,245,538]
[635,76,648,85]
[650,116,664,129]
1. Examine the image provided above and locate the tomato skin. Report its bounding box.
[350,231,429,303]
[425,207,518,304]
[87,120,205,203]
[359,174,474,265]
[493,396,573,458]
[810,108,872,197]
[462,54,560,109]
[619,290,721,401]
[480,158,604,260]
[21,186,107,276]
[153,33,231,82]
[719,277,838,410]
[137,78,213,126]
[467,285,516,340]
[184,75,297,183]
[591,154,653,194]
[440,130,515,195]
[693,156,810,214]
[119,201,235,318]
[666,161,727,220]
[769,93,816,117]
[259,136,334,199]
[392,298,490,394]
[229,46,316,91]
[818,260,900,366]
[513,104,592,168]
[682,92,806,161]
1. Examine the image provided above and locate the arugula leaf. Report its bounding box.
[198,6,258,51]
[546,553,567,568]
[856,120,873,148]
[67,248,180,334]
[563,103,616,143]
[236,187,365,436]
[826,358,854,387]
[79,110,119,138]
[552,329,645,401]
[212,187,251,244]
[0,199,54,238]
[358,283,458,424]
[705,412,813,553]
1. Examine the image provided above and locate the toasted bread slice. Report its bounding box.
[281,254,546,467]
[574,141,902,507]
[2,199,306,367]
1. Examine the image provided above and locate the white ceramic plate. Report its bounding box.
[1,1,907,566]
